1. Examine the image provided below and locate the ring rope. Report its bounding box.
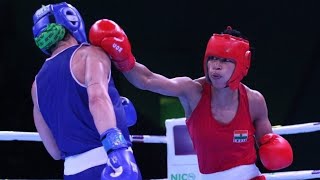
[264,170,320,180]
[0,122,319,180]
[0,122,319,143]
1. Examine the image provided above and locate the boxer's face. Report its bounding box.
[207,56,235,89]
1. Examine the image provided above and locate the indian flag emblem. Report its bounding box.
[233,130,248,143]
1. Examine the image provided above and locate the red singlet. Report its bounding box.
[186,82,256,174]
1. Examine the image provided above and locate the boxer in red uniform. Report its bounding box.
[89,19,293,180]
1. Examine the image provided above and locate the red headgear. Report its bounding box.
[203,31,251,90]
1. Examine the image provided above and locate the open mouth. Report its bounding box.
[211,73,222,80]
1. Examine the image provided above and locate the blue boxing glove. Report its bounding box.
[120,96,137,127]
[101,128,140,180]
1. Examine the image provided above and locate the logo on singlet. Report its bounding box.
[233,130,248,143]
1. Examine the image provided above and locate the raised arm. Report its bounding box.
[89,19,199,99]
[124,62,196,97]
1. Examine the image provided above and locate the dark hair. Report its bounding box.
[221,26,248,40]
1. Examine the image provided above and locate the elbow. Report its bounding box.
[50,151,62,160]
[89,94,109,108]
[52,155,62,160]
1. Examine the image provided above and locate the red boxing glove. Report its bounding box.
[259,133,293,170]
[89,19,135,72]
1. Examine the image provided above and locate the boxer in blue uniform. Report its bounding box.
[31,2,140,180]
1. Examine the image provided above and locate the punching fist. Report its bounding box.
[259,133,293,170]
[121,96,137,127]
[101,128,140,179]
[89,19,135,72]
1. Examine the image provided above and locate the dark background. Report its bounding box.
[1,0,320,179]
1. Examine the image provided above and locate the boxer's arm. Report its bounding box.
[31,82,61,160]
[83,47,139,179]
[84,46,117,134]
[89,19,200,99]
[249,89,293,170]
[249,89,273,143]
[124,62,199,98]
